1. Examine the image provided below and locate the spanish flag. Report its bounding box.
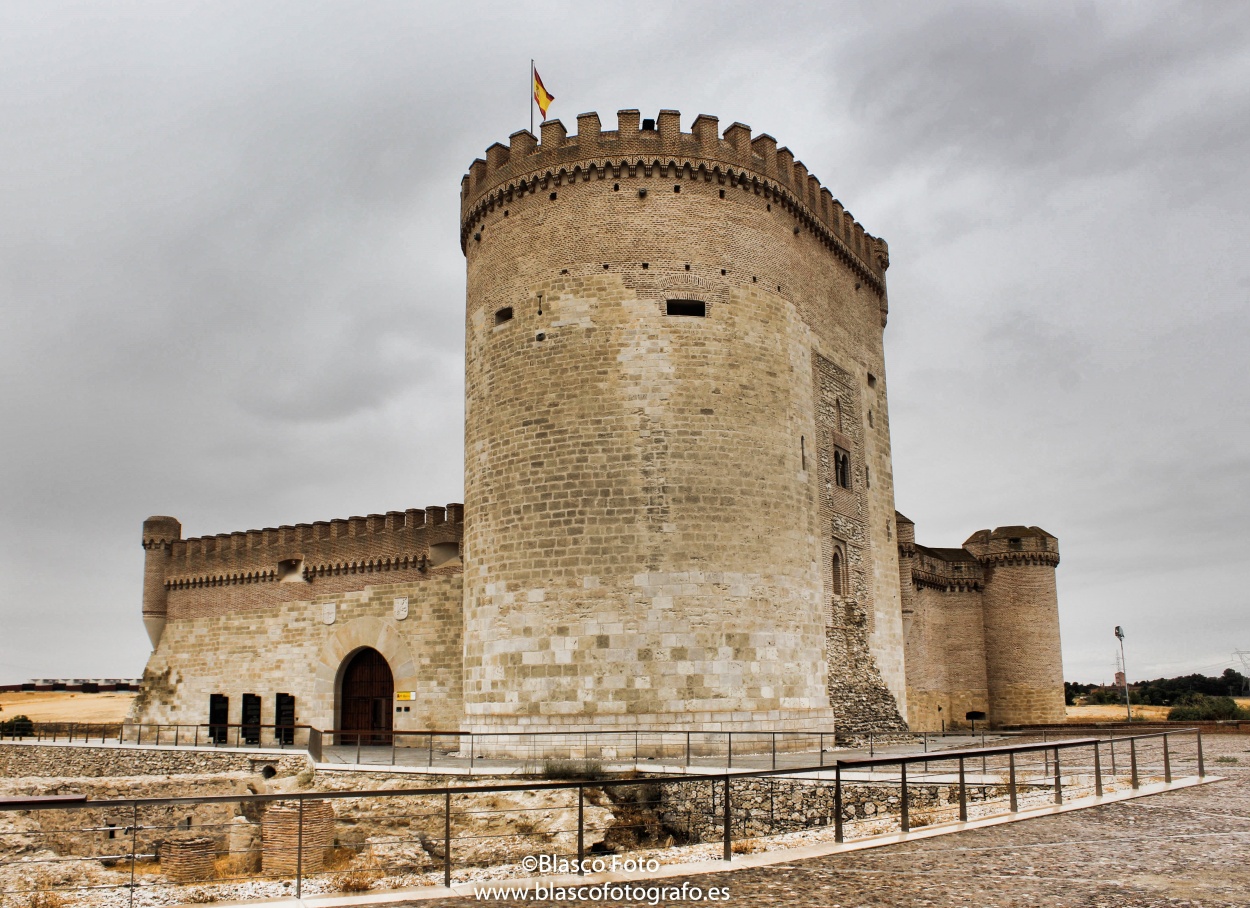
[533,68,554,121]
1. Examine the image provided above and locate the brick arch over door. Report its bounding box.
[313,617,419,731]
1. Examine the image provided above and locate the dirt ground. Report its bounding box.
[423,735,1250,907]
[0,691,136,723]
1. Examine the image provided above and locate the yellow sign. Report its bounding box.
[396,691,415,701]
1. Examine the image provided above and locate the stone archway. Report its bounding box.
[313,617,419,736]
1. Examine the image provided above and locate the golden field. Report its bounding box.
[0,690,136,723]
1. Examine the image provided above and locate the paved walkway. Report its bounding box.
[405,735,1250,907]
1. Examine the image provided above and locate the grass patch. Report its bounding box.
[540,759,605,780]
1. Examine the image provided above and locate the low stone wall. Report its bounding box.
[659,776,1016,841]
[0,742,309,779]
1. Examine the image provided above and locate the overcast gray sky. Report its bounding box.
[1,1,1247,687]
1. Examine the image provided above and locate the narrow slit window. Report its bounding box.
[666,299,706,317]
[495,306,514,325]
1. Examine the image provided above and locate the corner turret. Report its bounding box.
[965,526,1064,726]
[141,516,181,649]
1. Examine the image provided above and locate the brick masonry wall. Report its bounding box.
[460,109,902,732]
[143,507,463,624]
[132,575,464,731]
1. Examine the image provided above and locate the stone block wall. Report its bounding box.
[132,574,464,732]
[460,109,900,733]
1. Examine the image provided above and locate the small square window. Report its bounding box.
[494,306,514,325]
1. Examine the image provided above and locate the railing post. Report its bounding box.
[1094,742,1103,797]
[1053,747,1062,805]
[723,776,732,860]
[635,729,639,764]
[470,734,475,776]
[1130,737,1139,790]
[129,803,138,908]
[296,797,304,899]
[819,732,825,768]
[869,733,874,757]
[727,732,733,770]
[1162,733,1172,783]
[174,726,179,748]
[834,764,844,843]
[1109,734,1117,776]
[429,733,434,768]
[577,784,585,875]
[958,757,967,822]
[444,791,452,888]
[356,732,361,766]
[772,732,776,770]
[1008,752,1018,812]
[1197,729,1206,779]
[900,761,910,832]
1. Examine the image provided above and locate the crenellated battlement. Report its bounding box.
[145,504,464,591]
[911,546,985,593]
[964,526,1060,568]
[459,109,889,292]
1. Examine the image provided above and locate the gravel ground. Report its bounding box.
[418,735,1250,908]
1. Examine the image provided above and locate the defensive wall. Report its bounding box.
[460,109,904,733]
[899,517,1065,729]
[135,506,466,733]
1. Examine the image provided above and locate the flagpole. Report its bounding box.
[530,59,534,135]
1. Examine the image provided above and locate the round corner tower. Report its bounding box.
[459,109,905,733]
[141,515,181,650]
[964,526,1065,726]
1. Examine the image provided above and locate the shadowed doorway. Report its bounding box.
[339,647,394,745]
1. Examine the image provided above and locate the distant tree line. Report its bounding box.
[1066,670,1250,721]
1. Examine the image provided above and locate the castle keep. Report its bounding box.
[133,109,1066,739]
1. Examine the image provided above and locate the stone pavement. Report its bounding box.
[409,735,1250,907]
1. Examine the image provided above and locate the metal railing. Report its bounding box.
[0,729,1206,906]
[0,721,313,751]
[314,727,849,772]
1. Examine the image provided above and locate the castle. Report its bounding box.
[132,109,1066,740]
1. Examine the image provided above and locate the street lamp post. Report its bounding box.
[1115,626,1132,721]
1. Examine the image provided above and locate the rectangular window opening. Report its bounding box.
[494,306,514,325]
[275,693,296,746]
[666,299,706,317]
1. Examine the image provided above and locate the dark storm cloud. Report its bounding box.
[0,1,1246,685]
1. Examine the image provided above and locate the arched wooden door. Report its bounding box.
[340,647,394,745]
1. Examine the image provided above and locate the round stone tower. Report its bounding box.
[141,515,181,649]
[459,109,901,732]
[964,526,1065,726]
